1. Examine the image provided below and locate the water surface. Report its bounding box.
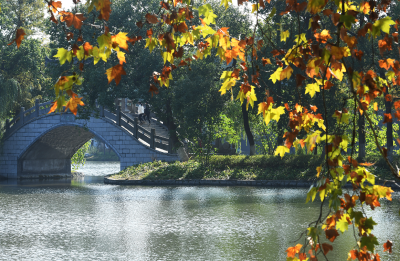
[0,161,398,260]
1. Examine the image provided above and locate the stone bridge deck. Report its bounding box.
[0,100,178,179]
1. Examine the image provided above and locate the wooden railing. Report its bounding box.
[3,99,174,154]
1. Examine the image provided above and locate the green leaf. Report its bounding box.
[360,235,379,252]
[306,187,318,203]
[340,14,356,29]
[305,83,320,98]
[372,16,396,37]
[53,48,72,65]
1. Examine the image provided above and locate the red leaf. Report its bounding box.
[146,13,158,24]
[149,84,159,97]
[321,243,333,255]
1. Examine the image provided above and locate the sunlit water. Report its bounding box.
[0,161,399,260]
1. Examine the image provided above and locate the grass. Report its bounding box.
[108,155,324,181]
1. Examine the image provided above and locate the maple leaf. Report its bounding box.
[88,0,112,21]
[280,66,293,80]
[286,244,302,258]
[65,93,85,116]
[307,0,327,14]
[148,84,159,97]
[378,58,395,70]
[305,83,320,98]
[372,17,396,37]
[54,48,73,65]
[314,29,332,43]
[111,32,130,51]
[8,29,26,49]
[60,12,86,30]
[117,51,126,64]
[321,243,333,255]
[325,229,339,242]
[48,101,58,114]
[383,240,393,253]
[383,113,392,124]
[275,145,290,158]
[262,58,271,66]
[48,1,62,13]
[105,64,126,85]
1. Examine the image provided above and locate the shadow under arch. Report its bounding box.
[17,122,122,178]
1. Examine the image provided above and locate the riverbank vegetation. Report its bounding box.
[109,155,397,182]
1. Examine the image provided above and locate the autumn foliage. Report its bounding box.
[8,0,400,259]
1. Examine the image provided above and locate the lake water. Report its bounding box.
[0,161,398,260]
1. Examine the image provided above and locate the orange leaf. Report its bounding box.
[359,162,375,167]
[83,42,93,56]
[48,1,62,12]
[257,39,263,50]
[324,81,333,90]
[286,244,302,258]
[378,58,395,70]
[383,240,392,253]
[48,101,58,114]
[349,249,358,260]
[146,13,158,24]
[60,12,86,29]
[8,29,26,49]
[64,94,84,116]
[383,113,392,124]
[178,60,187,66]
[262,58,271,66]
[105,64,127,85]
[280,66,293,80]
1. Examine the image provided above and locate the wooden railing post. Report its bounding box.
[100,105,104,117]
[134,117,138,138]
[168,136,173,154]
[116,106,121,126]
[150,128,155,149]
[35,99,40,117]
[5,119,9,131]
[20,107,25,125]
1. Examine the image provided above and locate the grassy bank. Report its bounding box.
[108,154,399,181]
[109,155,324,181]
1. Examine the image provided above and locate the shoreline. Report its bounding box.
[104,176,400,190]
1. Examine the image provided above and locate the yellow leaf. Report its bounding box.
[269,67,283,83]
[281,30,290,42]
[275,146,289,158]
[117,51,126,64]
[111,32,129,51]
[53,48,72,65]
[305,83,320,98]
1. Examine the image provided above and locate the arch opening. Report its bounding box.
[17,124,121,178]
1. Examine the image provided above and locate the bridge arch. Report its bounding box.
[1,101,178,179]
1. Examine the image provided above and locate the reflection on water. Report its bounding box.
[0,161,399,260]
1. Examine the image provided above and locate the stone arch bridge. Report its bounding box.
[0,100,178,179]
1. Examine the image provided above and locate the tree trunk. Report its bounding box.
[385,91,393,161]
[358,112,366,161]
[242,102,255,155]
[165,98,188,161]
